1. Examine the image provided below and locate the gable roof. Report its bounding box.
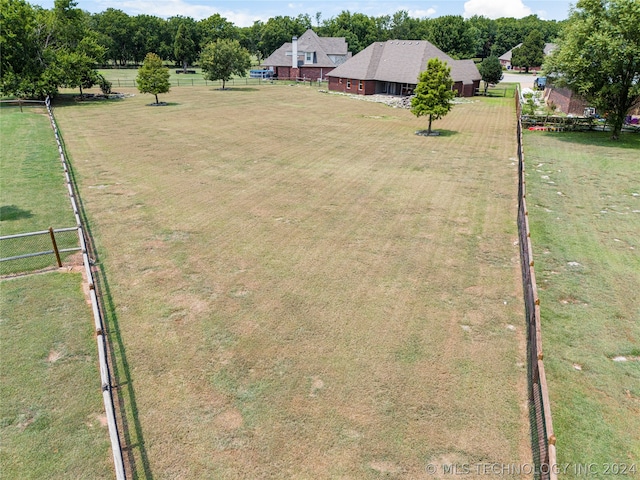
[499,43,557,61]
[262,29,349,68]
[327,40,480,86]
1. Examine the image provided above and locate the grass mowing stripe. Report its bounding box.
[53,85,530,477]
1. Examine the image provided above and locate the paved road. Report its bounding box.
[502,72,537,89]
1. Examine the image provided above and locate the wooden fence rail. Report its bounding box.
[515,89,558,479]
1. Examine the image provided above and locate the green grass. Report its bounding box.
[0,272,113,478]
[0,107,79,274]
[97,68,270,89]
[523,131,640,467]
[51,85,532,477]
[0,107,75,235]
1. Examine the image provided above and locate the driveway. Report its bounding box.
[502,72,537,89]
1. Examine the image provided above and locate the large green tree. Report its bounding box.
[198,13,238,49]
[510,29,545,72]
[136,52,170,104]
[478,55,503,94]
[411,58,455,135]
[427,15,476,59]
[544,0,640,139]
[1,0,103,98]
[0,0,43,96]
[200,39,251,90]
[173,22,197,72]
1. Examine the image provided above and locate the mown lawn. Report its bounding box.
[523,130,640,466]
[0,273,113,479]
[53,84,531,478]
[1,103,112,477]
[0,107,75,235]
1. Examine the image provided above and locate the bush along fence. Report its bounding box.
[44,96,127,480]
[515,89,558,479]
[0,227,80,275]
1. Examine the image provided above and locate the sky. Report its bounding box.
[29,0,575,26]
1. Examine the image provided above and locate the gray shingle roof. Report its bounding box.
[262,29,349,69]
[500,43,557,61]
[327,40,480,85]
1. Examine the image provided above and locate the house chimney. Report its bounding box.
[292,36,298,69]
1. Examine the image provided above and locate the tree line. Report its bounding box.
[1,0,564,98]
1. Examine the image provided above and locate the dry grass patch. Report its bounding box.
[54,85,530,478]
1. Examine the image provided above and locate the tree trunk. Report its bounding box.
[183,59,187,73]
[222,79,226,90]
[155,93,159,104]
[428,114,433,135]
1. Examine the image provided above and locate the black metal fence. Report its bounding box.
[0,227,81,275]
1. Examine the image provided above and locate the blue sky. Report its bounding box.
[30,0,575,26]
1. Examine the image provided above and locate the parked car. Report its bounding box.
[533,77,546,90]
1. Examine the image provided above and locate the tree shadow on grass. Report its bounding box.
[415,129,458,137]
[0,205,33,221]
[145,102,180,107]
[212,87,260,93]
[51,94,127,108]
[547,130,640,150]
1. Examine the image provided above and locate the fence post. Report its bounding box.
[49,227,62,268]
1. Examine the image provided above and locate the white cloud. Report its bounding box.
[407,8,437,18]
[96,0,266,25]
[463,0,533,19]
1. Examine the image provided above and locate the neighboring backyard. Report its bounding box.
[524,131,640,465]
[0,107,112,478]
[51,84,531,478]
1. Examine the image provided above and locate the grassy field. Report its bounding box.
[97,67,274,89]
[0,107,76,235]
[0,107,79,274]
[523,131,640,466]
[0,104,112,476]
[53,84,530,478]
[0,273,113,478]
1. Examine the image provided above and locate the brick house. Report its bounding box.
[326,40,481,97]
[262,29,351,81]
[499,43,557,71]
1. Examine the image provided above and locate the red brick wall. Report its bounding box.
[330,78,475,97]
[297,67,335,81]
[328,78,379,95]
[275,66,336,80]
[277,66,291,79]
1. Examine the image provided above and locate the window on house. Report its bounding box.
[347,79,351,89]
[305,52,313,63]
[358,80,363,91]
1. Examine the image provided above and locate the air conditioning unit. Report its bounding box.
[584,107,596,117]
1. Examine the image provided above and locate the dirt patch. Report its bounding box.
[47,349,63,363]
[214,408,243,431]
